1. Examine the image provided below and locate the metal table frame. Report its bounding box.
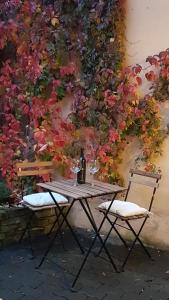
[36,179,126,287]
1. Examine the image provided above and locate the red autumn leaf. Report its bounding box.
[60,64,76,78]
[118,120,126,130]
[146,56,159,67]
[18,94,26,102]
[123,84,135,96]
[159,51,168,60]
[53,135,65,147]
[56,140,65,147]
[22,103,30,115]
[34,130,46,144]
[4,103,11,112]
[163,56,169,65]
[163,66,169,77]
[134,108,142,117]
[53,154,62,162]
[47,97,57,106]
[55,106,62,113]
[52,79,61,87]
[136,76,142,85]
[105,94,117,107]
[145,71,156,81]
[109,129,119,143]
[133,64,142,74]
[98,149,109,163]
[41,174,50,182]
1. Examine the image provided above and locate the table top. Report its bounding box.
[37,179,127,200]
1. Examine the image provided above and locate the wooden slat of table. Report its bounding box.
[83,183,116,193]
[54,179,126,197]
[50,181,109,197]
[62,179,126,192]
[37,183,83,199]
[57,179,111,196]
[92,180,127,192]
[38,180,127,200]
[48,181,90,197]
[67,185,106,196]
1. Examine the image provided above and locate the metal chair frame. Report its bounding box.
[97,169,161,271]
[16,161,83,257]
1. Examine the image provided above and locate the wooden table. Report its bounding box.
[37,179,127,287]
[38,179,126,200]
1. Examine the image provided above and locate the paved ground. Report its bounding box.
[0,229,169,300]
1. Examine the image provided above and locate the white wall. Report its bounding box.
[126,0,169,65]
[124,0,169,250]
[68,0,169,250]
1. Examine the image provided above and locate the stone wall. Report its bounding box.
[0,206,62,248]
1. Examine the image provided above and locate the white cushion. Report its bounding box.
[23,192,68,208]
[98,200,149,217]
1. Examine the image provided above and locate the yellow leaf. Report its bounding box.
[51,17,59,27]
[36,5,41,13]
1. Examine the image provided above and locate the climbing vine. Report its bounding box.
[0,0,166,190]
[59,0,164,182]
[0,0,77,188]
[145,49,169,102]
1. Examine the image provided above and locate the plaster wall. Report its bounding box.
[68,0,169,250]
[123,0,169,249]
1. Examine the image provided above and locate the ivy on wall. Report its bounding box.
[0,0,165,190]
[145,49,169,102]
[58,0,125,122]
[57,0,164,182]
[58,0,128,183]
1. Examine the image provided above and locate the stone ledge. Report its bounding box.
[0,205,65,248]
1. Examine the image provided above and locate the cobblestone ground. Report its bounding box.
[0,229,169,300]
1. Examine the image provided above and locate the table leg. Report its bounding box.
[84,198,97,228]
[37,196,84,269]
[72,194,119,288]
[49,192,84,255]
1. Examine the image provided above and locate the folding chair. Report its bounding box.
[16,161,80,256]
[97,169,161,271]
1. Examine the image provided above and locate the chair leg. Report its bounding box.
[126,219,152,259]
[37,201,84,269]
[120,219,151,271]
[55,207,65,250]
[106,215,129,248]
[47,207,62,237]
[96,215,128,257]
[27,223,35,258]
[96,217,116,257]
[47,207,65,250]
[19,211,34,243]
[19,211,35,257]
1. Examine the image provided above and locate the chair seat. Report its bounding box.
[22,192,69,210]
[98,200,150,218]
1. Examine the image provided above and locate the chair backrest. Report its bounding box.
[16,161,54,197]
[16,161,53,177]
[124,169,161,211]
